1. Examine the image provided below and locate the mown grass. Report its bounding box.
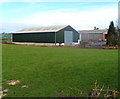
[2,44,118,97]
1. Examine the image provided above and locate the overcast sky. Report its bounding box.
[0,1,118,33]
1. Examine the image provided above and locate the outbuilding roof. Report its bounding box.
[78,29,108,34]
[15,25,68,33]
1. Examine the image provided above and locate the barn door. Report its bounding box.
[64,31,73,45]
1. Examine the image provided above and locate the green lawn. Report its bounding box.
[2,44,118,97]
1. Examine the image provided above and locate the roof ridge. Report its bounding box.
[15,25,70,33]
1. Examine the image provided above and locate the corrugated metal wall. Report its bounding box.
[81,33,103,41]
[13,32,55,43]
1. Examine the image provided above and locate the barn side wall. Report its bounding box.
[13,32,55,43]
[80,33,103,41]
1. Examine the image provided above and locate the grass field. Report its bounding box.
[2,44,118,97]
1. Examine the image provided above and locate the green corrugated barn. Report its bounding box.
[12,25,79,45]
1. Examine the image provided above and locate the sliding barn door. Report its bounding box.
[64,31,73,45]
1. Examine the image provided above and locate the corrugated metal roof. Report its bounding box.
[78,29,108,34]
[15,25,68,33]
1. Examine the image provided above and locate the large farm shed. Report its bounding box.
[12,25,79,45]
[78,29,107,42]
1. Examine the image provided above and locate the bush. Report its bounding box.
[2,39,12,44]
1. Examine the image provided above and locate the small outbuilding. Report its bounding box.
[78,29,107,42]
[12,25,79,45]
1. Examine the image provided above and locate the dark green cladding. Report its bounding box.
[13,25,79,43]
[13,32,55,43]
[56,25,79,43]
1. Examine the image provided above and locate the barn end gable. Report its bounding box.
[56,25,79,43]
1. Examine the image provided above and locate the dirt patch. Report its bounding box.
[7,80,20,85]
